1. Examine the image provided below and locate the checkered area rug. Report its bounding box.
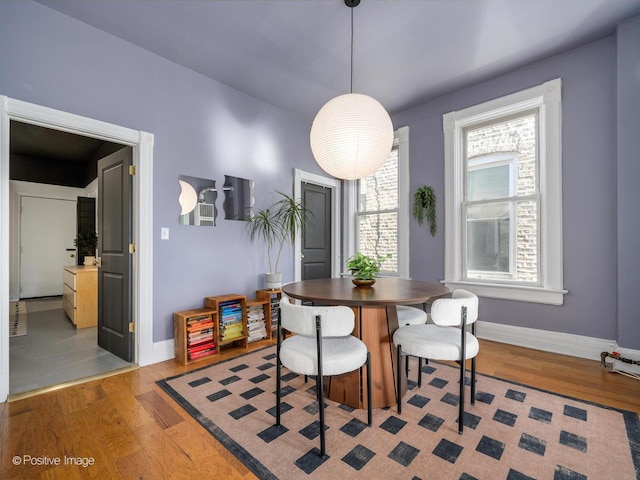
[158,346,640,480]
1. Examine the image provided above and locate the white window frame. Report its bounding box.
[344,125,410,278]
[443,79,567,305]
[465,153,518,281]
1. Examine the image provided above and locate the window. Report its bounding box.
[443,79,566,304]
[345,126,409,278]
[358,145,399,274]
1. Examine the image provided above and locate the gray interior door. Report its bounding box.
[97,147,133,362]
[301,182,332,280]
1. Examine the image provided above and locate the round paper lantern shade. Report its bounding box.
[310,93,394,180]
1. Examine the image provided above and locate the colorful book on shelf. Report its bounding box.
[219,301,242,310]
[222,318,242,325]
[188,334,214,346]
[188,347,216,360]
[187,321,215,333]
[188,344,216,357]
[220,324,243,332]
[186,314,212,323]
[221,329,244,341]
[187,329,214,340]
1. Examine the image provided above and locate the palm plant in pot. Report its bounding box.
[346,252,391,287]
[246,191,310,289]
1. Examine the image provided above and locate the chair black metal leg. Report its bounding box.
[405,354,410,376]
[458,305,467,434]
[317,373,326,457]
[417,357,423,387]
[366,352,372,426]
[458,359,465,434]
[276,360,281,426]
[397,344,402,415]
[276,350,282,426]
[471,356,476,405]
[315,315,327,458]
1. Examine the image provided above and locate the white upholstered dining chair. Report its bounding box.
[396,304,430,376]
[396,304,429,326]
[275,296,372,458]
[392,289,479,434]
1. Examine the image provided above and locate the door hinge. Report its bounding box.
[129,322,135,333]
[129,243,136,254]
[129,165,136,176]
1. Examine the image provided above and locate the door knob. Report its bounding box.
[300,253,305,259]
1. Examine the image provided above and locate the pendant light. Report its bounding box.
[310,0,393,180]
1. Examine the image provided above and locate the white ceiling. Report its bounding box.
[37,0,640,120]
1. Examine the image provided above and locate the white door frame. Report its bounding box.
[0,95,154,402]
[293,168,341,280]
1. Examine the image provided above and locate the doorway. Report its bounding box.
[8,125,130,395]
[0,95,154,402]
[293,169,342,280]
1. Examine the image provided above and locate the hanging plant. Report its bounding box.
[412,185,437,237]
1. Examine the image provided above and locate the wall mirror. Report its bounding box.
[178,175,217,226]
[223,175,254,220]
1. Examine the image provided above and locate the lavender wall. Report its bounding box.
[394,37,622,343]
[616,16,640,349]
[0,1,323,342]
[2,2,637,349]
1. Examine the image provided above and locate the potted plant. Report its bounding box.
[74,230,98,265]
[346,252,390,287]
[246,191,310,289]
[412,185,437,237]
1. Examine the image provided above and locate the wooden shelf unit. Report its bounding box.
[246,298,269,343]
[173,308,218,365]
[204,294,248,349]
[255,288,281,333]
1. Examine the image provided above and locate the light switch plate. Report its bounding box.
[160,227,170,240]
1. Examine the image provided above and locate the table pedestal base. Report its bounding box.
[326,305,407,409]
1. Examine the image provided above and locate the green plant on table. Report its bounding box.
[346,252,391,280]
[74,231,98,256]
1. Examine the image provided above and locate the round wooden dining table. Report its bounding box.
[281,277,449,409]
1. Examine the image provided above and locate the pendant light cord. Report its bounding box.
[350,5,354,94]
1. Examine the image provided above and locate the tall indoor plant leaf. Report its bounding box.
[246,191,310,274]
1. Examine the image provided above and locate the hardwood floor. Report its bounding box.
[1,338,639,479]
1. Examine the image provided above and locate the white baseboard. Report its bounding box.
[476,320,627,362]
[143,339,174,366]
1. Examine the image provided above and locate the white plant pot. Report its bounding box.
[264,272,282,290]
[84,256,96,266]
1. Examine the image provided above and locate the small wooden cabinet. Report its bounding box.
[62,266,98,328]
[173,308,218,365]
[204,294,248,349]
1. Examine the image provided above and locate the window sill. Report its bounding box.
[442,280,567,305]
